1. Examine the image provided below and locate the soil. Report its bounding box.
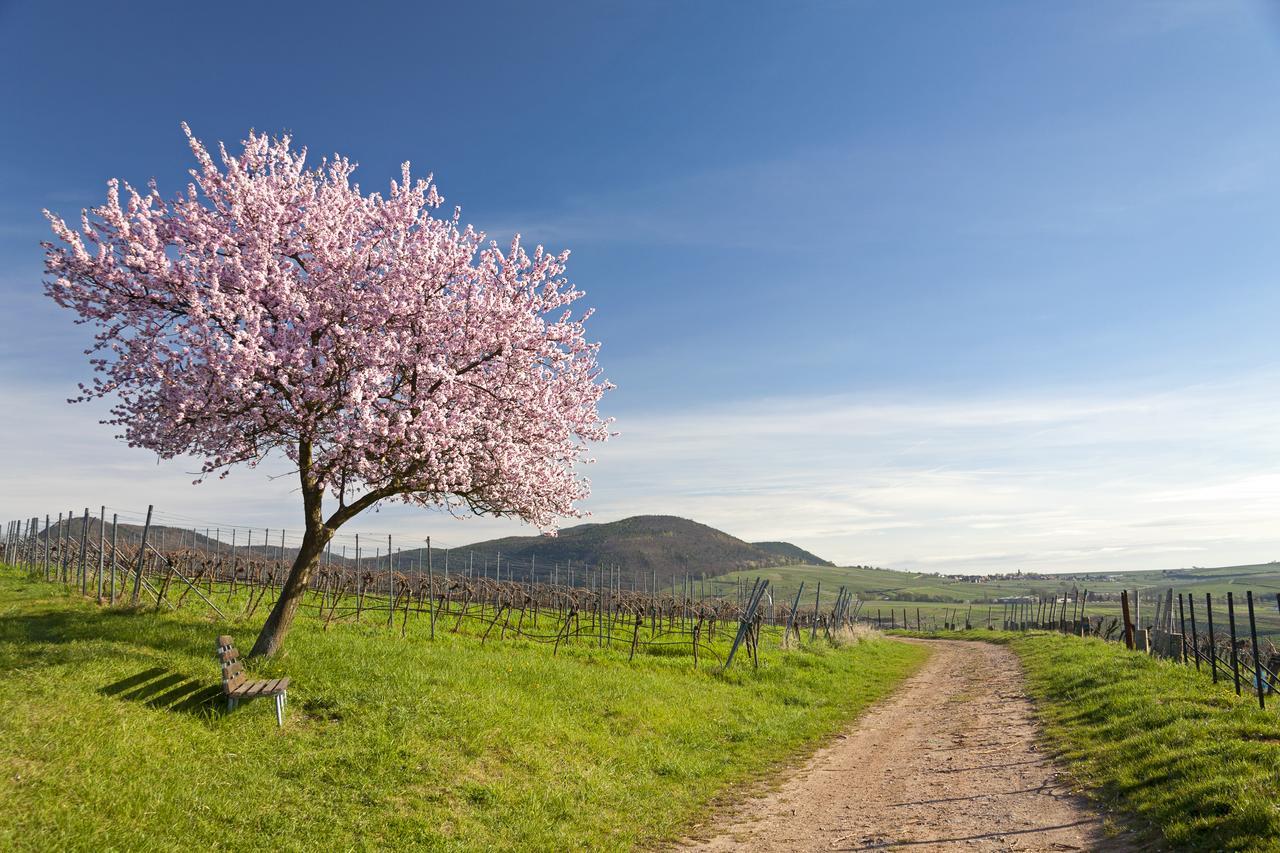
[674,639,1139,852]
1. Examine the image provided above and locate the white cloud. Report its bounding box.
[579,375,1280,572]
[5,373,1280,574]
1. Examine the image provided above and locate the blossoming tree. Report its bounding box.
[43,125,612,657]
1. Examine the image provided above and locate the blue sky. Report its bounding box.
[4,1,1280,572]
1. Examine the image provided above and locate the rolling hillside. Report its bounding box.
[384,515,828,583]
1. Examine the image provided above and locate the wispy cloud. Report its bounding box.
[578,375,1280,572]
[480,116,1280,256]
[6,369,1280,573]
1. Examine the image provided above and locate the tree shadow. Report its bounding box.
[1,595,288,721]
[0,602,240,670]
[99,666,225,717]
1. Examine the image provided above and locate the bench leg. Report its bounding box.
[228,696,237,711]
[275,692,285,727]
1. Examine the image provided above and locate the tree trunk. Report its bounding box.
[249,451,331,659]
[247,440,391,658]
[248,521,330,658]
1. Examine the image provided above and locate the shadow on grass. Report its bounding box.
[0,588,236,718]
[0,599,239,667]
[99,666,225,716]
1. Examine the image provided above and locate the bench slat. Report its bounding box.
[230,682,259,698]
[230,678,288,698]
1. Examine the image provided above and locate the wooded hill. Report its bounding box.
[382,515,831,584]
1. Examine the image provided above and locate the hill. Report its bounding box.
[383,515,824,584]
[751,541,834,567]
[37,517,303,563]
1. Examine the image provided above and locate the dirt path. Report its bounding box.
[675,639,1133,852]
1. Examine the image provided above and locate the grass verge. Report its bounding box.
[0,570,926,851]
[894,628,1280,851]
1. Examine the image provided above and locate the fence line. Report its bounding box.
[889,586,1280,711]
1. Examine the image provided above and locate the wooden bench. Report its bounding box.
[216,635,289,727]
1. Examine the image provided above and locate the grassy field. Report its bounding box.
[713,562,1280,639]
[0,568,927,851]
[895,628,1280,851]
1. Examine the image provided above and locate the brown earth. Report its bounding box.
[674,639,1140,852]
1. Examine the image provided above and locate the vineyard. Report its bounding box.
[0,508,866,670]
[0,518,925,851]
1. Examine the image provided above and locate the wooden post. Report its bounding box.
[1248,591,1265,710]
[724,579,767,671]
[109,514,119,604]
[96,506,105,601]
[61,509,72,582]
[1188,593,1201,671]
[1120,590,1135,650]
[1227,591,1241,695]
[77,507,91,591]
[810,581,820,642]
[782,581,805,647]
[1177,594,1188,663]
[130,505,154,605]
[42,514,50,580]
[1205,592,1218,683]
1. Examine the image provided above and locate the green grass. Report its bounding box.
[895,628,1280,851]
[0,569,927,852]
